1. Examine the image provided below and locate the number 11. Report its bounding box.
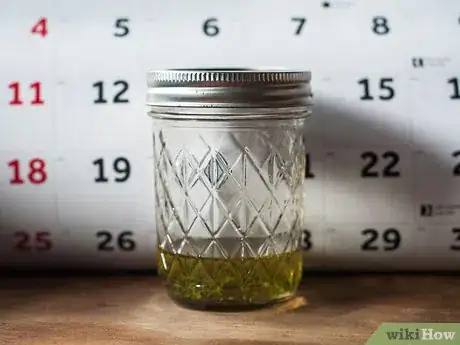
[9,81,44,105]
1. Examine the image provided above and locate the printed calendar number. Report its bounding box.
[8,158,47,185]
[203,18,219,37]
[9,81,44,106]
[92,80,129,104]
[452,151,460,176]
[450,228,460,250]
[31,18,48,37]
[305,154,315,179]
[358,78,395,101]
[361,228,401,251]
[291,17,306,35]
[302,229,313,250]
[360,151,400,178]
[448,77,460,100]
[96,230,136,251]
[92,157,131,183]
[114,18,129,37]
[372,16,390,35]
[14,231,52,251]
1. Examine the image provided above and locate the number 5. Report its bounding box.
[379,78,394,100]
[114,18,129,37]
[36,231,52,251]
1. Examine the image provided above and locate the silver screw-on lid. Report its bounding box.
[146,68,313,108]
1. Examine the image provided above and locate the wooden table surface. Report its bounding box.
[1,273,460,345]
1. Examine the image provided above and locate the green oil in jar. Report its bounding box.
[157,237,303,310]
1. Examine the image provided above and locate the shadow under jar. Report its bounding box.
[147,68,313,310]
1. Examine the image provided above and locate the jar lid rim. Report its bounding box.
[146,67,313,109]
[147,68,311,86]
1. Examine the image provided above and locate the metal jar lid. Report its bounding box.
[146,68,313,109]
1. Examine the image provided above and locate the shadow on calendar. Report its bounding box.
[303,96,458,271]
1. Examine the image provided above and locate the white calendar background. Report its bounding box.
[0,0,459,271]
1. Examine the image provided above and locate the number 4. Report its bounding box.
[31,18,48,37]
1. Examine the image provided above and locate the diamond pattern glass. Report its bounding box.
[154,121,305,254]
[153,118,306,307]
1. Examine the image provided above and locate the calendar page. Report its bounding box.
[0,0,459,271]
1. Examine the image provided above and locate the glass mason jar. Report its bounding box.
[147,68,312,310]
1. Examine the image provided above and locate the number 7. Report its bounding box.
[291,17,306,35]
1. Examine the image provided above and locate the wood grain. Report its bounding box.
[1,273,459,345]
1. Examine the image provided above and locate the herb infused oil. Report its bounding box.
[158,238,303,309]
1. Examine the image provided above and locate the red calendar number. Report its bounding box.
[14,231,53,251]
[9,81,44,106]
[8,158,48,185]
[31,18,48,37]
